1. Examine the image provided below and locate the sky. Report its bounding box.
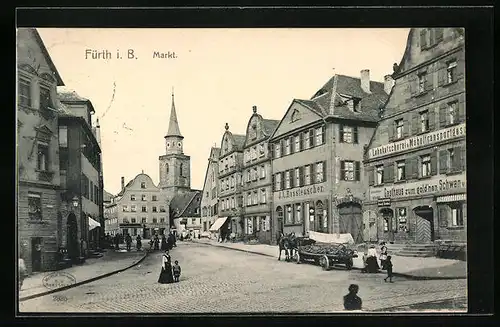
[37,28,410,195]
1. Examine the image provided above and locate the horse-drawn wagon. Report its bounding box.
[292,232,358,271]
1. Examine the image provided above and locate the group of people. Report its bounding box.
[362,242,393,282]
[149,233,177,252]
[158,250,182,284]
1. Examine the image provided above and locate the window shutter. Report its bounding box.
[311,164,316,183]
[289,169,294,188]
[435,28,444,43]
[411,157,419,179]
[420,29,427,49]
[425,72,433,91]
[322,125,326,144]
[339,125,344,143]
[437,64,446,86]
[299,166,304,186]
[405,158,413,180]
[353,126,359,144]
[439,103,447,128]
[388,121,394,142]
[271,174,275,191]
[458,94,466,123]
[438,204,449,227]
[461,146,466,171]
[403,115,409,138]
[383,163,392,183]
[340,160,345,180]
[322,161,326,182]
[430,150,438,175]
[411,113,419,135]
[299,132,303,151]
[355,161,361,181]
[453,146,462,171]
[280,172,284,190]
[428,107,435,131]
[367,166,374,186]
[439,150,449,174]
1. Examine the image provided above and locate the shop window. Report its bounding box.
[396,161,406,181]
[420,110,429,133]
[450,203,464,226]
[261,216,267,231]
[447,60,457,84]
[28,193,42,220]
[383,217,389,232]
[18,78,31,107]
[304,165,311,185]
[395,119,404,139]
[397,208,408,233]
[295,204,302,224]
[315,126,325,146]
[376,165,384,185]
[421,155,431,177]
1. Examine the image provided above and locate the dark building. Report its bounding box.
[170,190,202,237]
[363,28,466,244]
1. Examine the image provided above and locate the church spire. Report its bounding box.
[166,87,183,138]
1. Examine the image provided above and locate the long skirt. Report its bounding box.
[158,266,174,284]
[161,240,167,251]
[366,256,380,273]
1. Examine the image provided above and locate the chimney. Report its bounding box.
[360,69,371,94]
[121,177,125,190]
[384,75,395,94]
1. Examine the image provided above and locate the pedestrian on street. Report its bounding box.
[154,234,160,251]
[114,234,119,250]
[125,234,132,251]
[161,234,167,251]
[172,260,181,282]
[158,250,174,284]
[384,255,394,283]
[343,284,362,311]
[379,242,388,270]
[136,235,142,251]
[18,257,27,290]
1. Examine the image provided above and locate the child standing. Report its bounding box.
[384,255,394,283]
[173,260,182,282]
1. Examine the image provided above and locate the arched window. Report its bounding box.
[180,163,184,177]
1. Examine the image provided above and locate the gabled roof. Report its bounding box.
[262,119,280,136]
[201,147,220,200]
[232,134,247,151]
[170,190,202,217]
[103,190,114,202]
[116,173,158,197]
[210,147,221,159]
[32,28,64,86]
[58,89,96,114]
[309,74,388,122]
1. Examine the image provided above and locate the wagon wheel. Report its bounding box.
[320,255,330,271]
[345,258,353,270]
[295,252,301,264]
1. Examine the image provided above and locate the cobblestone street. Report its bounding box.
[19,242,467,313]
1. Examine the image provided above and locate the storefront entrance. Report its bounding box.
[414,206,435,243]
[338,203,363,244]
[379,208,395,242]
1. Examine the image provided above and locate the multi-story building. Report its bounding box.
[170,190,202,237]
[241,106,279,244]
[269,70,390,243]
[17,28,66,272]
[114,173,170,238]
[364,28,466,244]
[200,147,220,235]
[218,123,246,239]
[104,196,119,236]
[58,90,103,255]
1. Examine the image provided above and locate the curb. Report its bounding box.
[193,240,466,281]
[19,250,149,302]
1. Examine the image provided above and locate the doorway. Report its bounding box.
[362,210,378,242]
[414,206,435,243]
[338,203,363,244]
[31,237,42,272]
[314,201,326,233]
[67,212,79,261]
[379,208,395,242]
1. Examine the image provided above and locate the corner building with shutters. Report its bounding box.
[363,28,466,244]
[269,70,390,244]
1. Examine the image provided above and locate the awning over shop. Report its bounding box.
[209,217,228,232]
[88,217,101,231]
[436,194,467,203]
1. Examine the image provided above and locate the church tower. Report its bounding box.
[159,89,191,200]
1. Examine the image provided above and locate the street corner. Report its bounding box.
[42,271,77,290]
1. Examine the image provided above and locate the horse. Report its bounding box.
[278,233,294,262]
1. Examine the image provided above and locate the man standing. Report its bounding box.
[343,284,362,311]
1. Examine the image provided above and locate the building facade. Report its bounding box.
[241,106,279,244]
[364,28,466,244]
[218,123,246,239]
[17,28,65,273]
[200,147,220,234]
[104,197,119,236]
[159,92,191,202]
[58,90,103,256]
[114,173,170,238]
[269,70,389,243]
[170,191,202,237]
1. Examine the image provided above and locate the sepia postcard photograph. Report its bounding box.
[16,24,469,314]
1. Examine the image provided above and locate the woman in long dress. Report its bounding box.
[365,245,380,273]
[158,250,174,284]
